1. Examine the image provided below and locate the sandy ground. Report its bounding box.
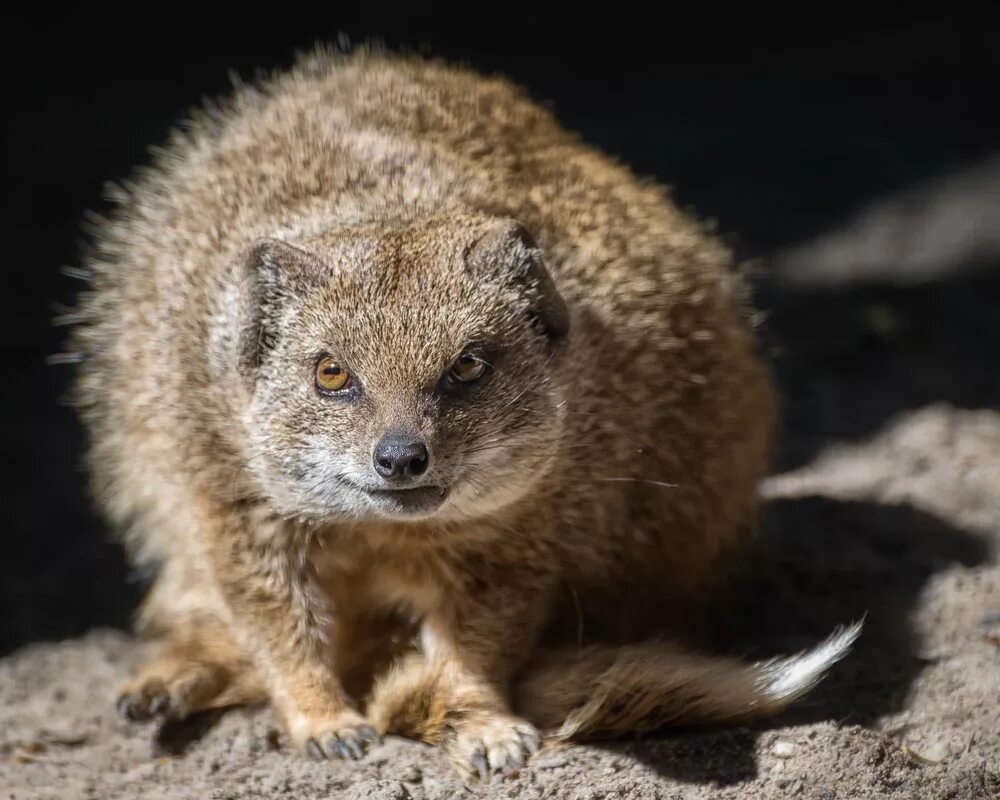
[4,268,1000,798]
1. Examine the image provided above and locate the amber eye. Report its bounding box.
[449,353,488,384]
[315,355,351,393]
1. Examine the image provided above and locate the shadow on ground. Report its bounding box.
[590,495,991,786]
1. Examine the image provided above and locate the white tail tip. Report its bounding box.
[757,619,865,703]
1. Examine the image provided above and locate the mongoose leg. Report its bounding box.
[116,629,265,722]
[205,517,381,761]
[416,565,551,780]
[373,648,543,781]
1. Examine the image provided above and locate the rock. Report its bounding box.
[772,740,797,758]
[904,737,950,764]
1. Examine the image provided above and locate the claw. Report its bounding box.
[357,724,382,746]
[344,737,364,760]
[115,678,174,724]
[321,733,342,759]
[300,716,381,762]
[338,741,356,760]
[449,715,538,782]
[117,693,156,721]
[306,738,325,760]
[148,693,170,715]
[116,695,132,720]
[518,727,541,754]
[470,749,489,783]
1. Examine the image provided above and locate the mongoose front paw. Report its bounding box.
[116,657,237,723]
[117,667,222,722]
[445,712,541,782]
[291,712,383,761]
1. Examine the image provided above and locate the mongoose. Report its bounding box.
[65,45,861,780]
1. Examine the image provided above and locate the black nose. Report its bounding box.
[373,433,429,480]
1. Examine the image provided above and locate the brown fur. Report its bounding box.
[65,44,859,780]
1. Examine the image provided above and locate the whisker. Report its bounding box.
[594,477,679,488]
[60,265,94,283]
[44,352,84,365]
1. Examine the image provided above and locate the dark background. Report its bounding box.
[3,7,1000,655]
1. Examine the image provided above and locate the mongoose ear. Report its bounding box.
[468,221,570,342]
[236,238,320,381]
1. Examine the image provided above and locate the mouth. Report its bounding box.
[360,485,448,516]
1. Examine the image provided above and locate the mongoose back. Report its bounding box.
[67,45,860,780]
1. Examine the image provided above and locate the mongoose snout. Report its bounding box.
[372,432,431,480]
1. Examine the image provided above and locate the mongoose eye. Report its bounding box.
[315,355,351,393]
[448,353,488,384]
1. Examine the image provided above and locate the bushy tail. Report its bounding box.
[514,621,863,740]
[369,621,863,742]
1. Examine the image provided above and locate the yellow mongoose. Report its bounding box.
[67,45,860,780]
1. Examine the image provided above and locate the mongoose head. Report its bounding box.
[233,215,570,524]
